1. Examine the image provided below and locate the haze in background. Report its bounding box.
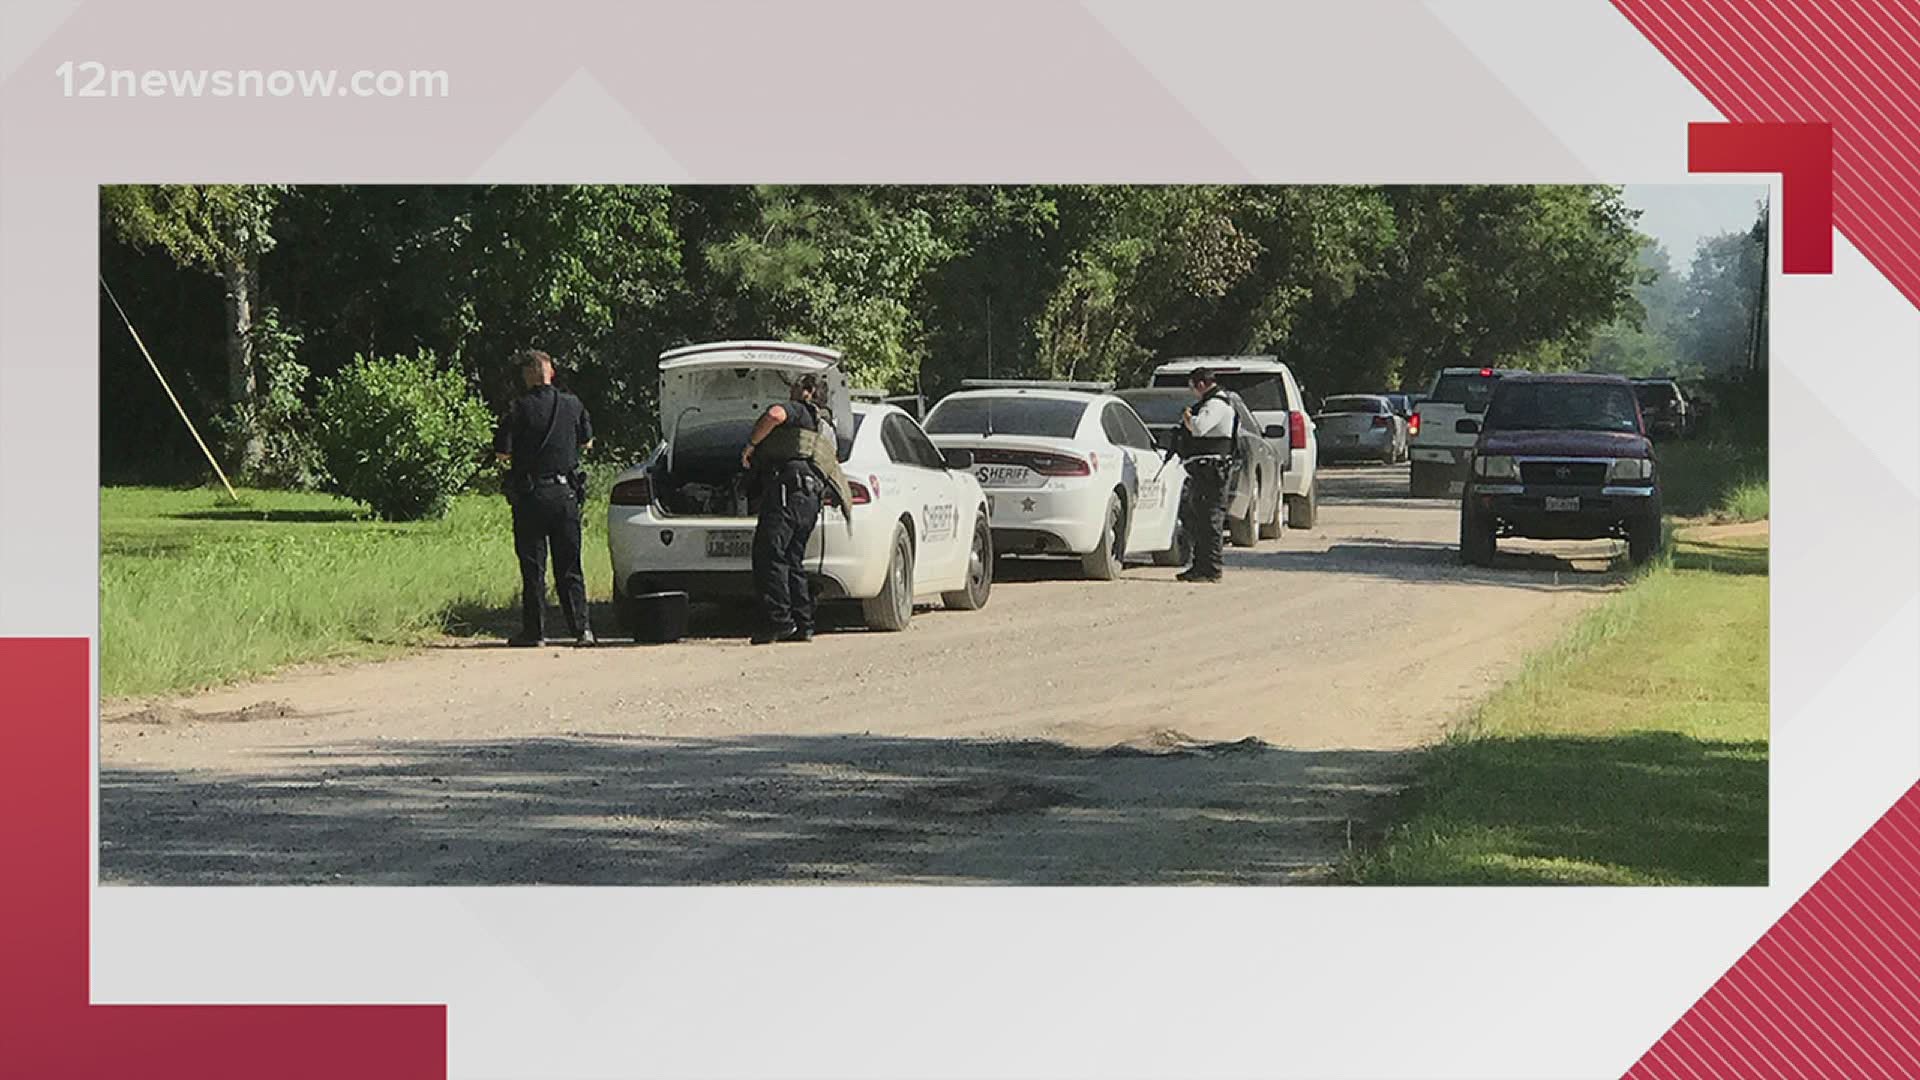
[1623,184,1768,273]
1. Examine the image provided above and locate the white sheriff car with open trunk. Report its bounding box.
[606,342,992,633]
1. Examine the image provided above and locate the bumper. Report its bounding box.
[1468,484,1659,539]
[1409,444,1471,473]
[607,504,890,601]
[982,482,1107,555]
[1320,429,1395,458]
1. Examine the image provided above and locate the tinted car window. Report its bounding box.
[1485,382,1643,434]
[1321,395,1388,415]
[899,416,947,468]
[1429,373,1502,414]
[1114,391,1189,426]
[836,413,866,462]
[1100,403,1131,445]
[1113,404,1156,449]
[882,414,945,469]
[924,396,1087,438]
[1634,383,1682,407]
[1150,371,1289,411]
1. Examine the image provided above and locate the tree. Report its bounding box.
[1586,236,1687,378]
[1681,217,1767,374]
[101,184,283,471]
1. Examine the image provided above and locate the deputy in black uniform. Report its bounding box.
[741,375,829,644]
[1177,367,1238,583]
[493,349,595,647]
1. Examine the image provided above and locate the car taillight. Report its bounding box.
[1289,411,1307,450]
[1409,412,1422,437]
[1371,415,1392,429]
[1479,367,1493,377]
[848,478,873,505]
[1032,453,1092,477]
[609,476,652,506]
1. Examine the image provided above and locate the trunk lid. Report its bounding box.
[659,341,853,448]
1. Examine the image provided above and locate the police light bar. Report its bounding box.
[848,387,888,402]
[958,378,1115,393]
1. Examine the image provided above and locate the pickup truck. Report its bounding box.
[1458,373,1662,567]
[1408,366,1525,497]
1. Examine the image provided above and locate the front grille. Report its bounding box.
[1519,460,1607,486]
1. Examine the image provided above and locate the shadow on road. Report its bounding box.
[100,733,1409,885]
[1240,538,1626,591]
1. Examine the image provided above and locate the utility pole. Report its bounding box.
[1747,194,1770,375]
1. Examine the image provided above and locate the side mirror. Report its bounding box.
[1262,424,1287,439]
[941,447,974,471]
[1455,418,1481,435]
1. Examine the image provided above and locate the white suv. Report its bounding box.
[1150,356,1319,528]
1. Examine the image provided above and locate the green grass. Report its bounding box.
[1343,530,1769,885]
[101,487,613,698]
[1657,439,1768,520]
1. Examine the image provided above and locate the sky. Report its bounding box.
[1621,183,1769,274]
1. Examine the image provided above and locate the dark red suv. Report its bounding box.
[1458,373,1661,567]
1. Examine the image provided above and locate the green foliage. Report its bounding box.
[213,306,324,488]
[312,351,493,520]
[101,184,283,269]
[103,183,1716,483]
[1682,222,1768,373]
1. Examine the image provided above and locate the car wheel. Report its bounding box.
[862,523,915,631]
[1080,494,1126,580]
[1628,511,1662,566]
[1228,477,1259,548]
[612,582,639,639]
[1459,502,1496,567]
[1286,477,1318,529]
[941,513,994,610]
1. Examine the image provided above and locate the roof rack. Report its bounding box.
[958,378,1114,393]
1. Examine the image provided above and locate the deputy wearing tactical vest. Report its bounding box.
[1177,367,1237,583]
[739,374,853,644]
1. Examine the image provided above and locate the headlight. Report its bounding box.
[1473,454,1518,481]
[1608,457,1655,482]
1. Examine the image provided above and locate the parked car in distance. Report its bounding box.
[1149,355,1321,528]
[1630,376,1693,440]
[1315,394,1407,464]
[1376,392,1413,419]
[607,342,993,635]
[1458,373,1662,567]
[1409,366,1526,497]
[922,381,1189,578]
[1115,387,1286,545]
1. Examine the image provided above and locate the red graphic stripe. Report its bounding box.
[0,639,447,1078]
[1616,0,1920,309]
[1624,783,1920,1079]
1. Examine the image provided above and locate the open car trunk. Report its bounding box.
[651,342,855,518]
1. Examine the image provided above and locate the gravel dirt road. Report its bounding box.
[100,464,1627,885]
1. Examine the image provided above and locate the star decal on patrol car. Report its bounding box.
[1020,497,1036,513]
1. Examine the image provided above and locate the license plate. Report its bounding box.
[705,530,753,558]
[976,464,1031,487]
[1545,496,1580,512]
[1335,433,1357,444]
[1447,480,1464,495]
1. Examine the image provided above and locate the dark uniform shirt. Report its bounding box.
[770,399,819,442]
[494,385,592,480]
